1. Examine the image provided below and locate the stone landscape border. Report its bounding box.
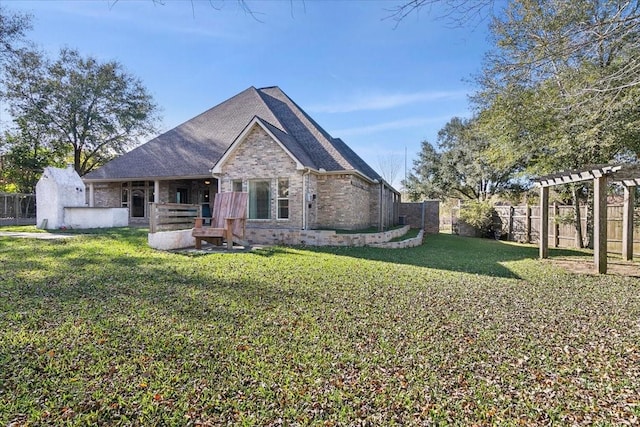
[148,225,425,250]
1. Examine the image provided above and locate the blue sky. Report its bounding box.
[5,0,490,187]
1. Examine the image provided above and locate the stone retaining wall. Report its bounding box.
[245,225,411,247]
[148,225,424,250]
[369,229,424,249]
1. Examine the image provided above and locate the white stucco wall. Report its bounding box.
[64,207,129,229]
[36,166,87,229]
[148,229,195,250]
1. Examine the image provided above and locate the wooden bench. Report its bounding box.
[192,192,248,249]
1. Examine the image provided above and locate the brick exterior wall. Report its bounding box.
[218,126,304,229]
[92,183,121,208]
[370,184,399,229]
[91,180,214,224]
[399,200,440,234]
[88,123,401,232]
[316,174,371,230]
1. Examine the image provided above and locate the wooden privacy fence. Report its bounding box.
[452,203,640,256]
[0,193,36,226]
[149,203,201,233]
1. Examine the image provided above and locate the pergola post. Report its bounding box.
[593,176,608,274]
[539,185,549,259]
[622,185,635,261]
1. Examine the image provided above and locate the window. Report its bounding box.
[249,180,270,219]
[277,178,289,219]
[121,183,129,208]
[176,188,188,204]
[232,180,243,192]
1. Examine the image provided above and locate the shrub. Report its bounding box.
[459,200,500,238]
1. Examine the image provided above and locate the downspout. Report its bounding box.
[379,181,384,232]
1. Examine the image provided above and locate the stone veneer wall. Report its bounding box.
[369,229,424,249]
[92,181,175,208]
[245,225,411,247]
[92,183,121,208]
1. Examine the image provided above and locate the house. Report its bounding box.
[83,86,400,239]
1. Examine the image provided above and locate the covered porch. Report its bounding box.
[85,177,218,224]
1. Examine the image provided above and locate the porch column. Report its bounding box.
[154,180,160,203]
[593,176,608,274]
[539,185,549,259]
[622,185,635,261]
[89,182,95,207]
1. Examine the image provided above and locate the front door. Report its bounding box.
[132,189,145,218]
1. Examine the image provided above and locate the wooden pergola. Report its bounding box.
[535,164,640,274]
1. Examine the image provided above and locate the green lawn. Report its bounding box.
[1,229,639,425]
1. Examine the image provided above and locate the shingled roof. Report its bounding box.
[84,86,382,183]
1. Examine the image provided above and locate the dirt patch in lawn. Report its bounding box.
[548,257,640,277]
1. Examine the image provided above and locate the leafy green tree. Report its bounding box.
[403,140,443,201]
[1,119,62,193]
[477,0,640,168]
[0,5,31,62]
[2,47,160,176]
[404,117,516,201]
[474,0,640,246]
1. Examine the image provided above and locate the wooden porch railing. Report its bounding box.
[149,203,201,233]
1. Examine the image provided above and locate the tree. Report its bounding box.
[0,5,31,62]
[404,117,516,201]
[376,153,403,187]
[1,119,62,193]
[474,0,640,247]
[403,140,442,200]
[2,47,160,176]
[385,0,496,28]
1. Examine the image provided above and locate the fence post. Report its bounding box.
[507,206,514,241]
[14,194,20,225]
[525,205,531,243]
[149,203,157,233]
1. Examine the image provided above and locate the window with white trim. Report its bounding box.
[277,178,289,219]
[249,180,271,219]
[232,179,243,192]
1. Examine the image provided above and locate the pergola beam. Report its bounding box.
[537,165,624,187]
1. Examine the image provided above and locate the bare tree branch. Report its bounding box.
[384,0,496,29]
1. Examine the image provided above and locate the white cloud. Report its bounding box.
[309,90,468,114]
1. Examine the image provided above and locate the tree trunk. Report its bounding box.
[74,148,82,176]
